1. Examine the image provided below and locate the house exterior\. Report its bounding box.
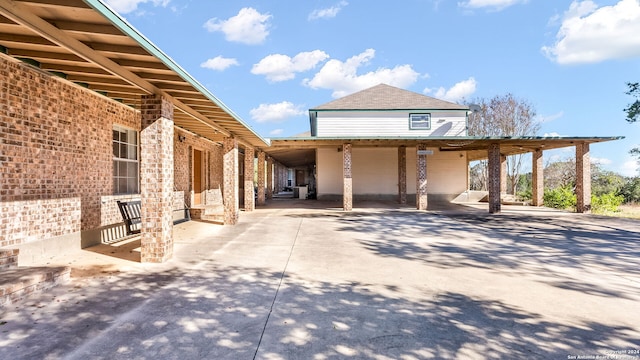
[0,0,623,271]
[0,0,293,264]
[269,84,622,213]
[310,84,470,204]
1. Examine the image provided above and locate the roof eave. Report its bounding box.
[83,0,269,148]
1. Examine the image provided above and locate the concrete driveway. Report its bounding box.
[1,201,639,359]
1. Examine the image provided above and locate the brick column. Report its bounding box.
[576,142,591,213]
[343,143,353,211]
[140,95,174,263]
[500,155,508,194]
[267,157,273,199]
[398,146,407,205]
[244,146,255,212]
[488,143,501,214]
[532,149,544,206]
[416,144,428,210]
[223,137,239,224]
[257,151,266,205]
[273,163,280,193]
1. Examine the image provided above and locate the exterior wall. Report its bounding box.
[173,128,223,208]
[316,147,343,195]
[316,111,467,137]
[317,146,467,201]
[352,148,397,194]
[0,54,139,248]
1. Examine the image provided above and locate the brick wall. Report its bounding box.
[0,54,139,247]
[173,129,223,208]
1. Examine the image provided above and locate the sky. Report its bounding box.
[104,0,640,176]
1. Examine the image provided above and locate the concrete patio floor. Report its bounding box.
[1,201,639,359]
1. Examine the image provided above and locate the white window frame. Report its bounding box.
[409,113,431,130]
[113,125,139,194]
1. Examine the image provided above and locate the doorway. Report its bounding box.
[296,169,305,186]
[193,149,203,205]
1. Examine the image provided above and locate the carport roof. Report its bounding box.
[0,0,268,149]
[267,135,624,165]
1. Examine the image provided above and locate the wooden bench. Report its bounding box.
[116,200,141,235]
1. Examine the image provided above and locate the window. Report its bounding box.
[409,113,431,130]
[113,126,139,194]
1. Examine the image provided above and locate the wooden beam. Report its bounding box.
[7,48,85,62]
[135,72,185,83]
[17,0,90,8]
[47,20,125,36]
[66,74,132,86]
[86,42,153,57]
[0,0,157,91]
[39,62,111,75]
[116,58,171,71]
[0,32,54,46]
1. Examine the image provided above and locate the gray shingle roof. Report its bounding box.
[310,84,469,111]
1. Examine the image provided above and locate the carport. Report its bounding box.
[266,136,623,213]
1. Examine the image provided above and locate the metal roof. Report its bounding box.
[0,0,268,149]
[268,136,624,166]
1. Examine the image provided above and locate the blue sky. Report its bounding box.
[105,0,640,176]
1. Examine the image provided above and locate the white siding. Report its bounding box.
[316,111,467,137]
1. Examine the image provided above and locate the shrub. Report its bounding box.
[591,192,624,213]
[544,186,576,209]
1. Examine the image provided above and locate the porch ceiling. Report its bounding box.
[267,136,624,164]
[0,0,268,149]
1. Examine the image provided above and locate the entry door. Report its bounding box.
[193,150,203,205]
[296,170,305,186]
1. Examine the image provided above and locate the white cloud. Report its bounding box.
[269,129,284,136]
[620,158,640,176]
[543,132,563,137]
[303,49,420,98]
[458,0,527,11]
[250,101,306,123]
[538,111,565,123]
[542,0,640,64]
[426,77,477,103]
[309,1,348,20]
[591,157,613,165]
[252,50,329,82]
[204,8,271,45]
[200,56,239,71]
[104,0,169,14]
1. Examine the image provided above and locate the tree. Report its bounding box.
[544,158,576,190]
[619,177,640,204]
[624,82,640,172]
[624,82,640,123]
[468,94,540,195]
[591,166,625,196]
